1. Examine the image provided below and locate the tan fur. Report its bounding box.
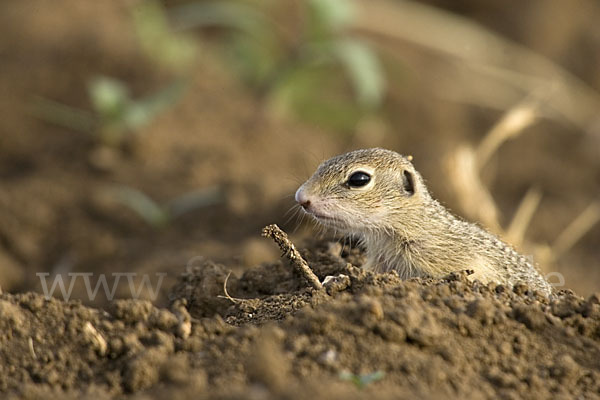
[296,148,553,296]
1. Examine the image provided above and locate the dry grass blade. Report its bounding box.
[505,187,543,247]
[446,95,544,237]
[476,100,539,169]
[552,202,600,261]
[261,224,323,290]
[217,271,241,304]
[351,0,600,131]
[445,145,501,233]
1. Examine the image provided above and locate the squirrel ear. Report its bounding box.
[402,170,415,195]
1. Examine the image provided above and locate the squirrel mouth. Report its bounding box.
[300,203,341,226]
[308,211,342,226]
[303,209,333,222]
[310,212,332,221]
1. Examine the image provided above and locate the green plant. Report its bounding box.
[168,0,385,130]
[34,76,185,147]
[33,1,194,148]
[108,185,223,228]
[133,0,198,72]
[339,370,385,389]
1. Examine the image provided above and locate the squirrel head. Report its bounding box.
[296,148,430,235]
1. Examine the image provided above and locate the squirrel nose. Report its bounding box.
[295,187,311,209]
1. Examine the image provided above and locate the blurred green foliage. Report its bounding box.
[109,185,222,228]
[34,0,386,142]
[34,76,185,148]
[33,1,193,148]
[133,0,198,72]
[88,76,184,146]
[339,370,385,389]
[169,0,385,130]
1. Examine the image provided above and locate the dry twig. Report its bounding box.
[261,224,323,290]
[217,271,241,304]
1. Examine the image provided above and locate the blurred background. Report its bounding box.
[1,0,599,305]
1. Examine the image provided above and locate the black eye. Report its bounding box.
[347,171,371,188]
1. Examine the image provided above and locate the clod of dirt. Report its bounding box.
[124,347,169,392]
[168,259,236,318]
[245,325,290,392]
[323,273,351,295]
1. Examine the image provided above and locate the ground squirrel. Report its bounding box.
[295,148,553,296]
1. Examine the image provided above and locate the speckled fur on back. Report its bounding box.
[296,148,553,296]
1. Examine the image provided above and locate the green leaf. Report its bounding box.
[169,1,269,34]
[330,39,385,108]
[307,0,355,35]
[133,0,197,71]
[110,186,169,228]
[227,33,280,86]
[270,64,365,131]
[358,370,385,386]
[339,370,385,389]
[169,2,282,87]
[166,186,222,219]
[31,97,96,133]
[88,76,130,119]
[123,80,185,130]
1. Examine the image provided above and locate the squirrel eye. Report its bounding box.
[347,171,371,188]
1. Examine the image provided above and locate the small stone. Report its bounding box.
[246,326,290,392]
[586,293,600,305]
[323,274,351,295]
[318,349,338,367]
[512,304,546,330]
[402,308,441,346]
[160,353,190,384]
[466,299,495,325]
[123,348,168,392]
[374,322,406,343]
[357,296,384,322]
[82,322,107,356]
[88,146,120,172]
[499,341,512,355]
[326,242,343,259]
[171,299,192,339]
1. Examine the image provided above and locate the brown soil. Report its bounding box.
[1,241,599,399]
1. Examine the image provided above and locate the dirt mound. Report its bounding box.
[0,240,599,399]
